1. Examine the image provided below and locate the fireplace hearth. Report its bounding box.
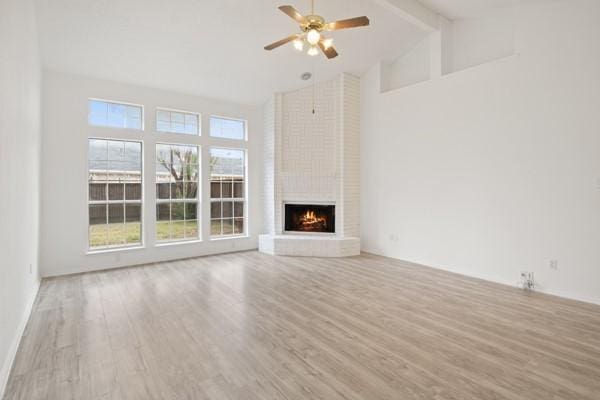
[284,204,335,234]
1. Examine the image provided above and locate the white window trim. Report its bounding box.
[155,142,202,244]
[87,137,145,252]
[209,146,248,239]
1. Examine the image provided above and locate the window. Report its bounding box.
[210,148,245,237]
[88,99,143,130]
[156,108,199,135]
[156,144,200,242]
[209,116,246,140]
[88,139,142,250]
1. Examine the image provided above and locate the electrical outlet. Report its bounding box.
[550,260,558,271]
[389,234,399,242]
[520,271,535,291]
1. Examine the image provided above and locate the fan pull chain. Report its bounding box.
[312,61,316,115]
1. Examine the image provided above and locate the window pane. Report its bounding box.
[125,204,141,222]
[157,120,170,132]
[156,222,170,241]
[89,225,107,248]
[222,182,232,198]
[124,142,142,172]
[234,218,244,235]
[125,183,141,200]
[222,219,234,235]
[126,223,141,244]
[157,183,170,199]
[156,109,199,135]
[89,139,108,160]
[171,221,185,240]
[184,182,197,199]
[171,202,184,221]
[211,202,221,219]
[233,182,244,198]
[184,221,198,239]
[171,182,184,199]
[157,203,170,221]
[89,100,142,130]
[234,201,244,218]
[156,144,200,242]
[183,165,199,182]
[89,183,106,201]
[211,220,221,236]
[210,117,245,140]
[108,204,124,224]
[222,201,233,218]
[88,138,142,249]
[89,204,107,225]
[171,112,184,123]
[107,223,125,245]
[211,182,221,198]
[108,183,124,200]
[210,148,245,237]
[185,203,197,220]
[157,110,170,122]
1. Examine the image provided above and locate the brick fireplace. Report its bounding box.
[259,73,360,257]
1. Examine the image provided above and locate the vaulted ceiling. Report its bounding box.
[34,0,519,105]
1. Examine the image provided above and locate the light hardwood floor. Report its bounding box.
[4,251,600,400]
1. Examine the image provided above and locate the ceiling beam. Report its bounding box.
[371,0,440,32]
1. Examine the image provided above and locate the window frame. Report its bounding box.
[155,107,201,136]
[209,115,248,141]
[209,146,248,239]
[87,137,145,252]
[155,142,202,244]
[88,98,145,131]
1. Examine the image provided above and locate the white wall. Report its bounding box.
[40,71,263,277]
[450,6,516,73]
[361,0,600,304]
[0,0,42,395]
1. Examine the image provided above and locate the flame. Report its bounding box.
[300,210,326,227]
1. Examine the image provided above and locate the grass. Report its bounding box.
[90,219,243,248]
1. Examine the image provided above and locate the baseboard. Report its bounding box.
[0,278,41,399]
[361,248,600,307]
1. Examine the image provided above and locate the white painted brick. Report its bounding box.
[261,73,360,257]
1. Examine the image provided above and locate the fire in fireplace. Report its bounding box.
[284,204,335,233]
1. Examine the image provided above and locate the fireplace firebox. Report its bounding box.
[284,203,335,234]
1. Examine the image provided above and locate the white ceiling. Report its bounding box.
[418,0,519,19]
[34,0,520,105]
[34,0,425,105]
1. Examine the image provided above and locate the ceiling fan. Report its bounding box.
[264,0,370,59]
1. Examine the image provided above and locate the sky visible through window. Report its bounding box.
[89,100,142,130]
[210,117,245,140]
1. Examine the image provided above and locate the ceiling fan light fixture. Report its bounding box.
[322,38,333,49]
[293,38,304,51]
[306,29,321,45]
[307,46,319,56]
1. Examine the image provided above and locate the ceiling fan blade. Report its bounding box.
[323,16,370,31]
[318,41,338,59]
[264,34,300,51]
[278,5,307,24]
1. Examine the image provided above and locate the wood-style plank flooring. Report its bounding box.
[4,251,600,400]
